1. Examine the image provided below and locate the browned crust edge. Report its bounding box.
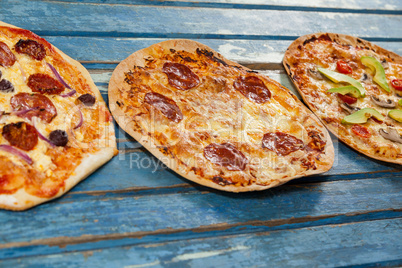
[283,32,402,165]
[109,39,334,193]
[0,21,117,210]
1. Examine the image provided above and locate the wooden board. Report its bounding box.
[49,0,402,11]
[2,0,402,39]
[0,0,401,267]
[42,37,402,64]
[2,219,401,267]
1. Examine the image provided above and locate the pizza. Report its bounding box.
[0,21,117,210]
[108,39,334,192]
[283,33,402,164]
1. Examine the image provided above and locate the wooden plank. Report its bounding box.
[67,143,401,193]
[40,37,402,65]
[45,38,295,65]
[0,1,399,267]
[1,218,401,267]
[36,0,402,12]
[0,177,400,251]
[0,210,400,260]
[75,120,402,192]
[2,1,402,39]
[77,70,401,192]
[52,69,400,193]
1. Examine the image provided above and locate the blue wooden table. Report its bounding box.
[1,0,401,267]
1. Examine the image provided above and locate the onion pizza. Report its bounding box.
[0,21,117,210]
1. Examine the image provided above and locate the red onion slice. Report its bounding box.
[0,144,33,165]
[60,89,77,98]
[12,107,39,116]
[46,62,71,89]
[32,119,55,147]
[0,109,38,118]
[47,62,76,97]
[74,109,83,129]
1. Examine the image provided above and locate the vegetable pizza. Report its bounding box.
[283,33,402,164]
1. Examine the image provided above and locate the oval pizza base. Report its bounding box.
[109,39,334,192]
[283,32,402,165]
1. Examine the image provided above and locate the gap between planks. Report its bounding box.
[82,62,286,71]
[36,0,402,15]
[31,31,402,42]
[60,170,401,201]
[0,208,399,252]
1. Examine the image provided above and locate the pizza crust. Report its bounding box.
[283,32,402,165]
[0,147,115,210]
[109,39,334,192]
[0,21,117,210]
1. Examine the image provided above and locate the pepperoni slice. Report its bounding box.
[204,143,248,171]
[0,41,16,67]
[162,62,200,90]
[27,73,65,94]
[262,132,304,156]
[144,92,183,123]
[233,76,271,104]
[10,93,57,123]
[351,125,371,138]
[2,122,38,151]
[14,39,46,61]
[336,60,352,74]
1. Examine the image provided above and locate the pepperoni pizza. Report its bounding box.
[109,39,334,192]
[283,33,402,164]
[0,21,117,210]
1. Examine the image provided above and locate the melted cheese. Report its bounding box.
[118,47,332,187]
[286,36,402,160]
[0,28,114,201]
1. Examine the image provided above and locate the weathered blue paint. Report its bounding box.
[0,177,400,253]
[0,1,401,267]
[41,37,402,63]
[44,0,402,13]
[1,0,402,39]
[0,210,401,261]
[1,219,401,267]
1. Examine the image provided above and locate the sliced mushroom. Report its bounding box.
[379,127,402,144]
[370,95,396,108]
[381,59,389,70]
[308,68,325,80]
[340,102,360,114]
